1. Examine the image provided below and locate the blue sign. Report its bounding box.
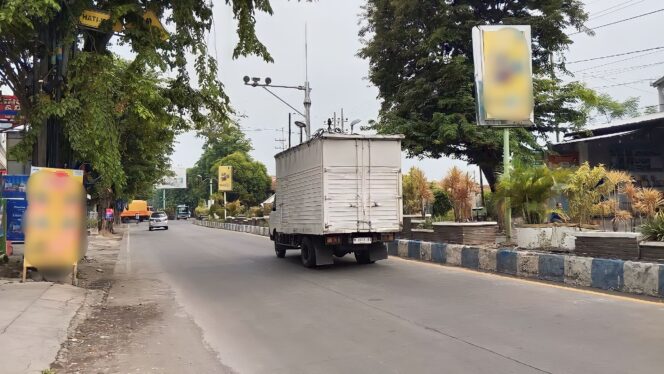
[2,175,28,199]
[6,199,26,242]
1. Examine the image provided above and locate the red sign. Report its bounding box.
[0,96,20,122]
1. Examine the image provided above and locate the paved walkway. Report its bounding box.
[0,280,87,374]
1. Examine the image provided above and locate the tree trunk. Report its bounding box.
[479,164,497,192]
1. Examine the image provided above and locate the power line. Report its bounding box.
[566,46,664,64]
[591,79,655,89]
[571,49,664,73]
[576,60,664,77]
[568,8,664,36]
[589,0,646,20]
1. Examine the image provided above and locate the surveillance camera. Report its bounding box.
[252,77,260,83]
[243,76,250,83]
[265,77,272,85]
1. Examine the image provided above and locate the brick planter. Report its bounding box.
[639,242,664,263]
[432,222,498,245]
[574,232,642,260]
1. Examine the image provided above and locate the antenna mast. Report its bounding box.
[303,23,312,140]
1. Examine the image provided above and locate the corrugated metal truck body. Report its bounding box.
[270,133,403,267]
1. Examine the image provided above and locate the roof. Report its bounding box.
[274,132,404,158]
[564,111,664,140]
[653,76,664,87]
[557,130,637,145]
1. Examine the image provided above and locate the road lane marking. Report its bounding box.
[389,256,664,306]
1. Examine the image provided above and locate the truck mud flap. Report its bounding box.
[315,245,334,266]
[369,243,388,262]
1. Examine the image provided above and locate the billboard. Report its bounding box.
[0,95,20,123]
[156,167,187,189]
[218,166,233,192]
[472,25,534,127]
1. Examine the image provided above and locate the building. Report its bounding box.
[551,77,664,189]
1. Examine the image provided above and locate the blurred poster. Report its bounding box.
[24,168,84,267]
[156,167,187,189]
[218,166,233,192]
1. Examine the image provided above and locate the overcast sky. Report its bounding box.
[170,0,663,181]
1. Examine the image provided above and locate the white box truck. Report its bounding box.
[269,133,403,267]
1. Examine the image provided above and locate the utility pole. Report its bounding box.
[288,113,292,149]
[275,127,286,151]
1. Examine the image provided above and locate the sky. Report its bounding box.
[170,0,664,181]
[3,1,658,181]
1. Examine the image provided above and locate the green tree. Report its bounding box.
[359,0,590,190]
[0,0,278,198]
[212,152,271,206]
[431,189,452,217]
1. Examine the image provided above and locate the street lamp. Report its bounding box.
[197,175,215,198]
[294,121,306,144]
[350,119,361,134]
[242,75,312,140]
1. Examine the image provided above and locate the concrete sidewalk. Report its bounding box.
[0,280,87,374]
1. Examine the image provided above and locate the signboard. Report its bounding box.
[105,208,114,220]
[0,199,6,257]
[31,166,84,183]
[79,9,166,38]
[2,175,28,200]
[472,25,534,127]
[0,95,20,122]
[156,167,186,189]
[24,168,84,268]
[218,166,233,192]
[6,199,26,242]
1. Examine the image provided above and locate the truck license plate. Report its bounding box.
[353,237,372,244]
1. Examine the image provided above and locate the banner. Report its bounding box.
[472,25,534,127]
[156,167,186,189]
[2,175,28,199]
[218,166,233,192]
[24,168,84,267]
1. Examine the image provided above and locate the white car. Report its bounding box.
[149,212,168,231]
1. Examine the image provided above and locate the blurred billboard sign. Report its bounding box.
[218,166,233,192]
[472,25,534,127]
[156,167,186,189]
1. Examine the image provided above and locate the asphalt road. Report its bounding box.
[124,221,664,374]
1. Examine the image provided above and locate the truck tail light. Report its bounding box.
[325,236,341,245]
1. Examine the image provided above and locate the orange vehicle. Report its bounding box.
[120,200,151,223]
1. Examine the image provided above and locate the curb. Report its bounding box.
[193,219,270,237]
[391,239,664,298]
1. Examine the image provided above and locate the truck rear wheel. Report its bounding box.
[354,250,374,265]
[301,238,317,268]
[275,242,287,258]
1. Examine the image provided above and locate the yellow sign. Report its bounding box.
[79,9,167,38]
[24,168,85,269]
[218,166,233,192]
[472,25,534,126]
[79,9,122,32]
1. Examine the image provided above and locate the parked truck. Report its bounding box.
[269,133,403,267]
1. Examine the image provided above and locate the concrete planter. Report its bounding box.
[574,232,642,260]
[639,241,664,263]
[515,225,588,251]
[432,222,498,245]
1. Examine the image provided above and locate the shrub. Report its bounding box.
[432,189,452,217]
[262,203,273,216]
[225,200,244,217]
[642,212,664,241]
[209,203,224,219]
[440,166,477,222]
[195,205,209,218]
[249,206,263,217]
